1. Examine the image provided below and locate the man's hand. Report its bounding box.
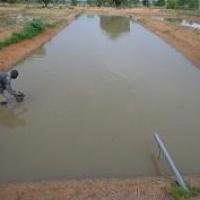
[15,91,25,102]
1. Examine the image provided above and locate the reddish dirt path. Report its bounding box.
[0,177,200,200]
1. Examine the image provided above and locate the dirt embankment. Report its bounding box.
[0,176,200,200]
[84,7,171,16]
[0,7,82,71]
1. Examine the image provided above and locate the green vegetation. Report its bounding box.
[84,0,199,8]
[188,0,199,8]
[85,0,141,7]
[169,182,200,200]
[154,0,165,7]
[169,183,191,200]
[142,0,149,7]
[0,18,55,50]
[87,0,199,9]
[0,0,199,12]
[42,0,51,7]
[71,0,78,6]
[154,0,199,9]
[167,0,178,9]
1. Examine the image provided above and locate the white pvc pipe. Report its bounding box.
[154,133,189,191]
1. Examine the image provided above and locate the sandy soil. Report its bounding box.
[0,176,200,200]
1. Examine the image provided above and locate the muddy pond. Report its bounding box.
[0,15,200,183]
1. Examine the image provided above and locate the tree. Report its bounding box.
[188,0,198,8]
[71,0,77,5]
[177,0,187,7]
[87,0,95,6]
[113,0,122,7]
[166,0,177,8]
[42,0,51,7]
[155,0,165,6]
[1,0,17,3]
[142,0,149,6]
[131,0,139,6]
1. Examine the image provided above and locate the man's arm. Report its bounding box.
[5,75,17,97]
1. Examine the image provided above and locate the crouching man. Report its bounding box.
[0,70,24,105]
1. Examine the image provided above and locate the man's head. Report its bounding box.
[11,70,19,79]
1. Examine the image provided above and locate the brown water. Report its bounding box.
[0,15,200,183]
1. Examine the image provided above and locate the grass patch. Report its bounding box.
[0,18,56,50]
[169,182,200,200]
[169,183,191,200]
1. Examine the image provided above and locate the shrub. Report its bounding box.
[0,19,47,50]
[169,182,200,200]
[96,0,103,6]
[42,0,51,7]
[71,0,77,6]
[188,0,199,9]
[87,0,95,6]
[155,0,165,6]
[169,183,190,200]
[142,0,149,7]
[167,0,178,9]
[177,0,187,8]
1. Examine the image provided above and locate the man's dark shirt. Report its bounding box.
[0,72,16,96]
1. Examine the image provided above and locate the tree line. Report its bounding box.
[0,0,199,9]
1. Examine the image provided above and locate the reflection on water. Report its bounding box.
[100,16,130,40]
[150,154,162,176]
[34,46,47,57]
[17,46,47,65]
[87,15,95,19]
[0,105,27,128]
